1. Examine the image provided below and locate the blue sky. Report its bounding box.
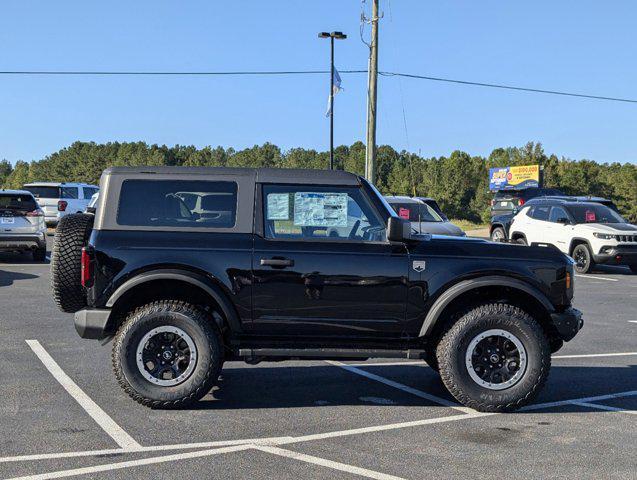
[1,1,636,164]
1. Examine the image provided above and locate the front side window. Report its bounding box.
[83,187,98,199]
[263,185,385,242]
[549,206,570,223]
[118,180,237,228]
[61,187,79,199]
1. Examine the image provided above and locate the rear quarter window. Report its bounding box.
[117,180,237,228]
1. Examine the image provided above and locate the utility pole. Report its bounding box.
[319,31,347,170]
[365,0,379,183]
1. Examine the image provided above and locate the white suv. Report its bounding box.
[509,199,637,274]
[22,182,99,226]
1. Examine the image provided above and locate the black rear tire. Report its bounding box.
[437,303,550,412]
[112,300,224,409]
[572,244,594,274]
[50,213,94,312]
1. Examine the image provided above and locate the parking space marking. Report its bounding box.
[571,402,637,415]
[574,274,618,282]
[6,444,251,480]
[552,352,637,359]
[521,390,637,411]
[629,321,637,324]
[253,445,406,480]
[25,340,141,451]
[326,361,476,414]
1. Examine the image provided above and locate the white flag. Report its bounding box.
[325,68,343,117]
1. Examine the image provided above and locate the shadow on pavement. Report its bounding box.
[187,363,637,413]
[0,269,40,287]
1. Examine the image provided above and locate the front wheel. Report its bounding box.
[490,227,506,242]
[572,244,594,274]
[112,300,223,408]
[436,303,550,412]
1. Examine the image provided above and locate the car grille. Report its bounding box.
[616,235,637,243]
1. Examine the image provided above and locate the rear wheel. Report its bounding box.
[112,300,223,408]
[490,227,506,242]
[572,244,594,274]
[514,236,527,246]
[437,303,550,412]
[50,213,94,312]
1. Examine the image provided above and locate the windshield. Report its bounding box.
[23,186,60,199]
[391,202,443,222]
[567,204,625,224]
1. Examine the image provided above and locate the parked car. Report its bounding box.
[490,195,621,242]
[385,196,465,236]
[22,182,99,226]
[508,198,637,273]
[413,197,449,221]
[490,188,565,217]
[0,189,47,261]
[50,166,582,412]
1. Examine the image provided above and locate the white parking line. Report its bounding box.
[326,360,476,414]
[574,274,618,282]
[552,352,637,359]
[25,340,141,450]
[521,390,637,411]
[629,321,637,324]
[5,444,251,480]
[572,402,637,415]
[253,445,406,480]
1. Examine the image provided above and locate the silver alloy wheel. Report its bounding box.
[136,326,198,386]
[491,229,505,242]
[465,329,527,390]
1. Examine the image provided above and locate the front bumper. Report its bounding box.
[551,307,583,342]
[74,308,112,339]
[0,233,46,250]
[593,246,637,266]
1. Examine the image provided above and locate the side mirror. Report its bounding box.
[557,217,570,225]
[387,217,412,242]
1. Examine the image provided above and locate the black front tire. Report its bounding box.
[572,244,594,274]
[490,227,506,242]
[437,303,550,412]
[112,300,224,408]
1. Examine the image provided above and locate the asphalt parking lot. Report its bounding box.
[1,240,635,480]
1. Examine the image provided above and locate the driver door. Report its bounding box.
[250,183,409,339]
[548,206,572,253]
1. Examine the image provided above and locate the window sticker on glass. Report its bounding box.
[267,193,290,220]
[293,192,348,227]
[585,210,596,222]
[398,207,410,219]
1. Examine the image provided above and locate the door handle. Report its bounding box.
[260,258,294,268]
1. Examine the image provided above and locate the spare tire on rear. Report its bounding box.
[51,213,94,313]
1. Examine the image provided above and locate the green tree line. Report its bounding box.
[1,141,635,222]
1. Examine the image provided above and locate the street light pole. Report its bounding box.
[319,31,347,170]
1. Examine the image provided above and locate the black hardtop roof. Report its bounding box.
[525,197,610,207]
[102,166,361,186]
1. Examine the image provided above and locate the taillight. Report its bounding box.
[518,198,525,206]
[26,208,44,217]
[81,248,92,287]
[58,200,68,212]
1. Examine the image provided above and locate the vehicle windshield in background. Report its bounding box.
[393,203,443,222]
[0,194,37,213]
[23,186,60,199]
[568,204,625,224]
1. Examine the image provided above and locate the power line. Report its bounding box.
[1,68,636,104]
[379,71,637,104]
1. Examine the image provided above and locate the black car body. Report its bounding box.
[53,167,583,412]
[490,188,565,217]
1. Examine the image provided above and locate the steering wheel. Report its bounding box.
[348,220,361,239]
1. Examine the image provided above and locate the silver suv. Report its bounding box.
[0,190,47,261]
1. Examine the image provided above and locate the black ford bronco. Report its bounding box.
[51,167,582,412]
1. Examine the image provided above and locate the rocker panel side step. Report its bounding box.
[238,348,425,360]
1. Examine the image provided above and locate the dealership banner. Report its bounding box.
[489,165,540,191]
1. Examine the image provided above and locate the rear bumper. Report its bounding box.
[74,308,112,339]
[593,246,637,266]
[551,307,583,342]
[0,233,46,250]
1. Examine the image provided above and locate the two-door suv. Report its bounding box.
[51,167,582,412]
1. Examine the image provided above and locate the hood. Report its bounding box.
[577,223,637,233]
[411,221,465,237]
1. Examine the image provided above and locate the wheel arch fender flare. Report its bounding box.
[568,237,593,256]
[106,269,241,332]
[418,275,555,337]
